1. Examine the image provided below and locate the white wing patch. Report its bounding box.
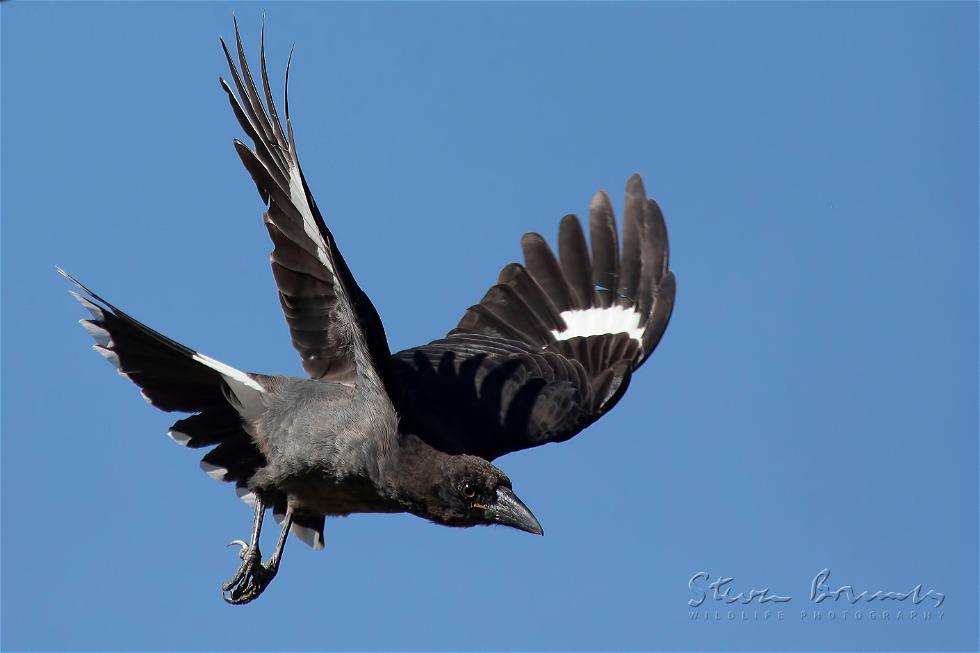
[552,306,645,342]
[191,353,265,392]
[288,165,333,273]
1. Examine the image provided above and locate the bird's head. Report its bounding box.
[433,455,544,535]
[403,451,543,535]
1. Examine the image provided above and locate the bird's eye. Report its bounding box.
[461,483,476,499]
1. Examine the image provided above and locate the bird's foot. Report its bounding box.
[222,540,276,605]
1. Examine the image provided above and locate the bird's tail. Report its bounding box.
[59,268,267,488]
[61,269,326,549]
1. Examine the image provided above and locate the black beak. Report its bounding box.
[485,486,544,535]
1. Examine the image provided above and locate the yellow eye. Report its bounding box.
[462,483,476,499]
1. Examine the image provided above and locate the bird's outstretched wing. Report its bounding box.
[389,174,676,461]
[221,21,390,386]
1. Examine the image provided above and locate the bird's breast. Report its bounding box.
[282,471,403,516]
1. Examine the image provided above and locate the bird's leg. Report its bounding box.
[222,500,294,605]
[222,496,266,593]
[265,504,293,575]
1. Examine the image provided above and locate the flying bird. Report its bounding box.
[61,21,676,604]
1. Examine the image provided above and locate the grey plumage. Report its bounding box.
[62,20,675,604]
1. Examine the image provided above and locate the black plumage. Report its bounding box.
[62,21,676,604]
[559,214,593,309]
[588,191,621,307]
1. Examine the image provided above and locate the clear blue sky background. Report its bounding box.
[2,2,976,651]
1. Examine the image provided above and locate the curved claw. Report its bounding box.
[222,540,260,592]
[223,586,252,605]
[226,539,249,559]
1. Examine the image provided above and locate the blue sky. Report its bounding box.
[2,2,976,651]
